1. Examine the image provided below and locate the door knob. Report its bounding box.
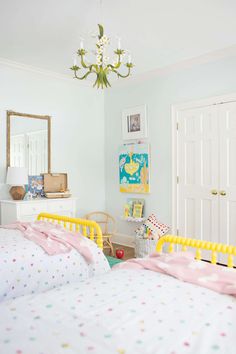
[220,190,226,196]
[211,189,218,195]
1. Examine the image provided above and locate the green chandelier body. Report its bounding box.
[70,24,133,89]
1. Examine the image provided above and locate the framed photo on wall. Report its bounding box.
[122,105,147,140]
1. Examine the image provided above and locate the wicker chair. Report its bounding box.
[84,211,116,256]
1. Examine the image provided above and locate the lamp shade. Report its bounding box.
[6,167,28,186]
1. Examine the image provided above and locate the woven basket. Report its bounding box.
[134,237,157,258]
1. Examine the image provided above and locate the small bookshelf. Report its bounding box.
[121,216,146,223]
[123,198,145,221]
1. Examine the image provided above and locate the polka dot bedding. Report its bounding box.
[0,269,235,354]
[0,228,110,302]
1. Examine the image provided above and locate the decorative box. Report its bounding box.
[43,173,68,193]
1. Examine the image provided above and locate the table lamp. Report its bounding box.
[6,167,28,200]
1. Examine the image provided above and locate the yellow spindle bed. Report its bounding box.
[37,215,236,268]
[37,213,103,250]
[156,234,236,268]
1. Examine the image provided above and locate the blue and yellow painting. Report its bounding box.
[119,143,150,193]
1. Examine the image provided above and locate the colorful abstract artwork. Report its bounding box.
[119,143,150,193]
[28,175,44,197]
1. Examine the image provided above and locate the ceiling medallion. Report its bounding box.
[70,24,133,89]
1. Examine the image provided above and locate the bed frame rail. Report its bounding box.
[37,213,103,250]
[156,235,236,268]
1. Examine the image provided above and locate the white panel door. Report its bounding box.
[219,102,236,249]
[177,105,219,246]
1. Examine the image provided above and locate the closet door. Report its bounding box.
[177,106,219,244]
[219,102,236,247]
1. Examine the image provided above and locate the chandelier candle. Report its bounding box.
[117,37,121,50]
[70,24,133,89]
[80,39,84,49]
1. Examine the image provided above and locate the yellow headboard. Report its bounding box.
[156,235,236,268]
[37,213,103,250]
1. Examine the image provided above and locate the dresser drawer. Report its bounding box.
[19,214,40,222]
[47,200,75,214]
[1,198,76,225]
[18,202,47,217]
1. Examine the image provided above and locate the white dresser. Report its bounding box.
[0,198,76,225]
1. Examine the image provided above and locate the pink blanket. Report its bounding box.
[113,252,236,296]
[2,221,93,263]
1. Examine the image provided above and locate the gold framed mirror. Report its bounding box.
[7,111,51,175]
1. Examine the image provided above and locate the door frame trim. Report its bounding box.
[171,92,236,235]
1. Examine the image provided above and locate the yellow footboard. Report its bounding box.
[37,213,103,250]
[156,235,236,268]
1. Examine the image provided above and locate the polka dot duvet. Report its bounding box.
[0,269,236,354]
[0,228,110,301]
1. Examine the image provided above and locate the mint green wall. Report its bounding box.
[0,64,105,216]
[105,56,236,241]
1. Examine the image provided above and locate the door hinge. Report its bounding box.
[176,229,179,236]
[176,122,179,130]
[177,176,179,184]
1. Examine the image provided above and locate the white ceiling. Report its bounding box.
[1,0,236,79]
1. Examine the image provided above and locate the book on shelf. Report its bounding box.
[123,198,145,219]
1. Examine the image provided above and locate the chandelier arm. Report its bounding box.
[113,67,131,79]
[90,64,101,74]
[73,69,93,80]
[107,54,122,70]
[80,55,91,69]
[107,62,121,70]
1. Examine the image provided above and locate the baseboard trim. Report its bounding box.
[113,233,135,248]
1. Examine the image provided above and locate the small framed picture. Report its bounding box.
[122,105,147,140]
[28,175,44,198]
